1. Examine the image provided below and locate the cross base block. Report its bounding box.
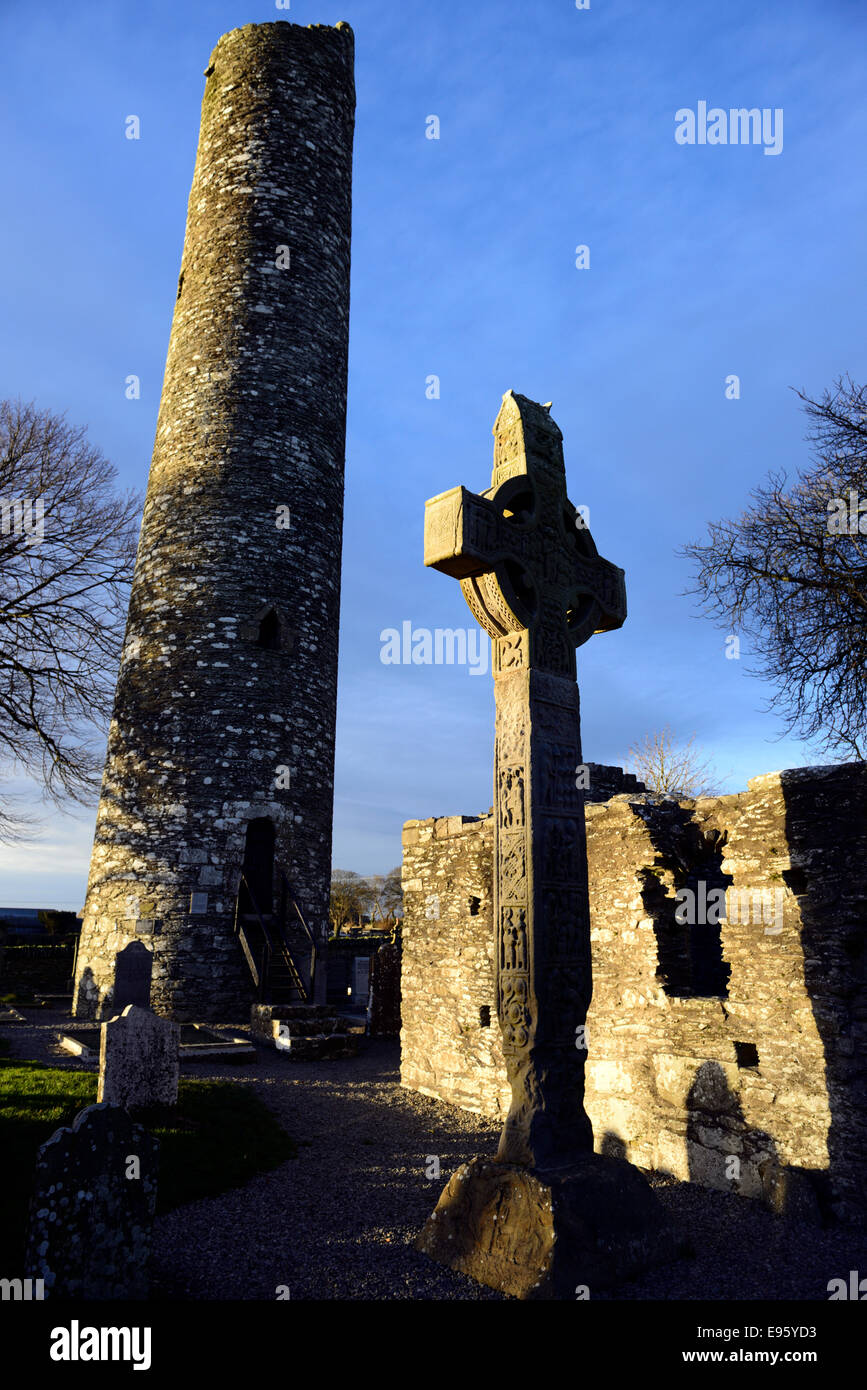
[415,1154,684,1299]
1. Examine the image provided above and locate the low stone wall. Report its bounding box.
[400,816,507,1116]
[368,941,401,1036]
[325,933,389,1007]
[400,764,867,1221]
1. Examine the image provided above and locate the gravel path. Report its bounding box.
[5,1014,867,1300]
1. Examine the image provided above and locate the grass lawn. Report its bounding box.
[0,1041,297,1271]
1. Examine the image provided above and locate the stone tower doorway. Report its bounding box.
[242,816,275,915]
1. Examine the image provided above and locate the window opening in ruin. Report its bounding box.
[639,812,732,1000]
[479,1006,491,1028]
[469,895,481,916]
[257,608,281,651]
[687,868,731,997]
[734,1041,759,1069]
[241,816,275,915]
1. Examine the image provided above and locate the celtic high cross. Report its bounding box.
[424,390,626,1169]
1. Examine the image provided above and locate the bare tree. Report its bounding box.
[362,868,404,930]
[0,400,140,837]
[329,869,365,937]
[680,375,867,758]
[627,727,720,798]
[381,866,403,926]
[361,874,385,925]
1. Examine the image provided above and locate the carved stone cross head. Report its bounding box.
[424,391,626,679]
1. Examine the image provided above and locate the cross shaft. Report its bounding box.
[424,390,626,1168]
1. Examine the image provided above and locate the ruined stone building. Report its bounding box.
[75,21,355,1019]
[401,762,867,1223]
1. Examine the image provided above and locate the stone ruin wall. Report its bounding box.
[400,763,867,1222]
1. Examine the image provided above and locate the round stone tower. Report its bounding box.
[74,21,355,1020]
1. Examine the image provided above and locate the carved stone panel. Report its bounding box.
[539,961,592,1046]
[465,497,503,556]
[532,672,579,709]
[499,971,532,1053]
[498,767,526,830]
[539,816,584,883]
[499,833,527,903]
[533,610,574,677]
[535,743,584,813]
[541,885,589,959]
[496,691,529,765]
[532,701,575,742]
[494,631,526,675]
[500,906,528,974]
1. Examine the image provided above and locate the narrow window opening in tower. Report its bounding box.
[257,609,281,651]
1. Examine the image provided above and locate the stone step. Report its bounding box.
[268,1016,346,1037]
[250,1003,357,1056]
[256,1004,338,1022]
[273,1032,358,1061]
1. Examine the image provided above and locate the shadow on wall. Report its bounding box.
[686,1060,824,1224]
[620,778,867,1225]
[75,966,97,1020]
[599,1130,627,1161]
[781,765,867,1224]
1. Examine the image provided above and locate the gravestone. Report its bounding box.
[24,1102,158,1299]
[112,940,153,1011]
[98,1004,179,1109]
[416,390,681,1296]
[351,956,371,1006]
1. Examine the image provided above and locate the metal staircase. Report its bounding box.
[233,869,317,1004]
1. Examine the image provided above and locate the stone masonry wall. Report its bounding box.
[400,763,867,1221]
[401,816,506,1114]
[75,22,355,1021]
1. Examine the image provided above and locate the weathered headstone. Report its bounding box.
[98,1004,179,1109]
[112,940,153,1011]
[24,1102,158,1299]
[351,955,371,1006]
[416,390,680,1296]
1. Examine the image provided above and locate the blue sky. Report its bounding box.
[1,0,865,908]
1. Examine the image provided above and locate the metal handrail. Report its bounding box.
[235,870,309,1002]
[277,869,317,997]
[234,873,277,1000]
